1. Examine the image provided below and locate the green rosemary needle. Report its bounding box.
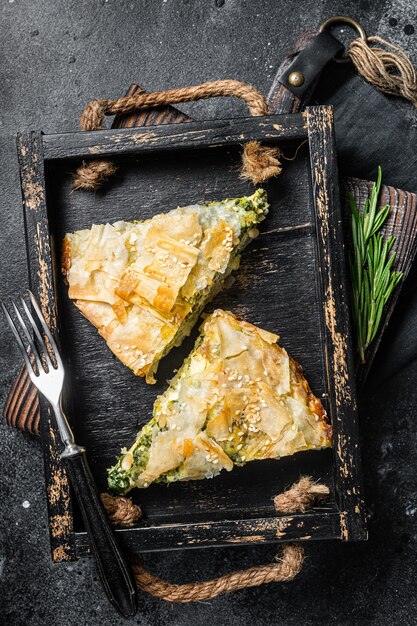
[349,166,403,364]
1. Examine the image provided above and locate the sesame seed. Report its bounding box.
[171,424,177,430]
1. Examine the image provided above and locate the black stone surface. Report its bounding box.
[1,1,417,624]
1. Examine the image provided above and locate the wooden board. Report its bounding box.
[16,107,366,561]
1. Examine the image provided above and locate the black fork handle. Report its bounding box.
[63,450,138,618]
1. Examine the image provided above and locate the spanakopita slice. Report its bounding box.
[108,309,331,493]
[62,189,268,383]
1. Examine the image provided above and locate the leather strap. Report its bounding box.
[279,31,344,97]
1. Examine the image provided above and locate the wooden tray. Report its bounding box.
[17,105,366,562]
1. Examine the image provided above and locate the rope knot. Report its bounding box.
[242,141,282,184]
[100,492,141,527]
[273,475,330,514]
[73,160,118,191]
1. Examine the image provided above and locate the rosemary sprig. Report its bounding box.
[349,166,403,364]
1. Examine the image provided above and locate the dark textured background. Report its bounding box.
[1,1,417,624]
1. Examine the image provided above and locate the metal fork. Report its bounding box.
[2,291,138,618]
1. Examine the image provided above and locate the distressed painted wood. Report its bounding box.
[307,107,366,540]
[41,114,308,161]
[16,107,367,559]
[76,511,342,556]
[16,131,76,562]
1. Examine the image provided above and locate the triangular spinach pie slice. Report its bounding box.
[62,189,268,383]
[108,310,332,493]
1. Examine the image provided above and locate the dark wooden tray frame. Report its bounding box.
[17,105,366,562]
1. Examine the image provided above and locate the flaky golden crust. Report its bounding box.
[109,309,332,492]
[62,191,269,383]
[288,356,331,440]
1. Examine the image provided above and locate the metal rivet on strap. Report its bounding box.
[288,71,305,87]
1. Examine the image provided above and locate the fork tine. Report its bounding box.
[28,290,63,370]
[1,302,38,379]
[19,297,53,370]
[12,300,50,373]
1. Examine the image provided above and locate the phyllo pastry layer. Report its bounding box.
[62,190,269,382]
[108,309,331,493]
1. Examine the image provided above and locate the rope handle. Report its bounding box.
[100,476,329,603]
[73,79,283,190]
[73,27,417,193]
